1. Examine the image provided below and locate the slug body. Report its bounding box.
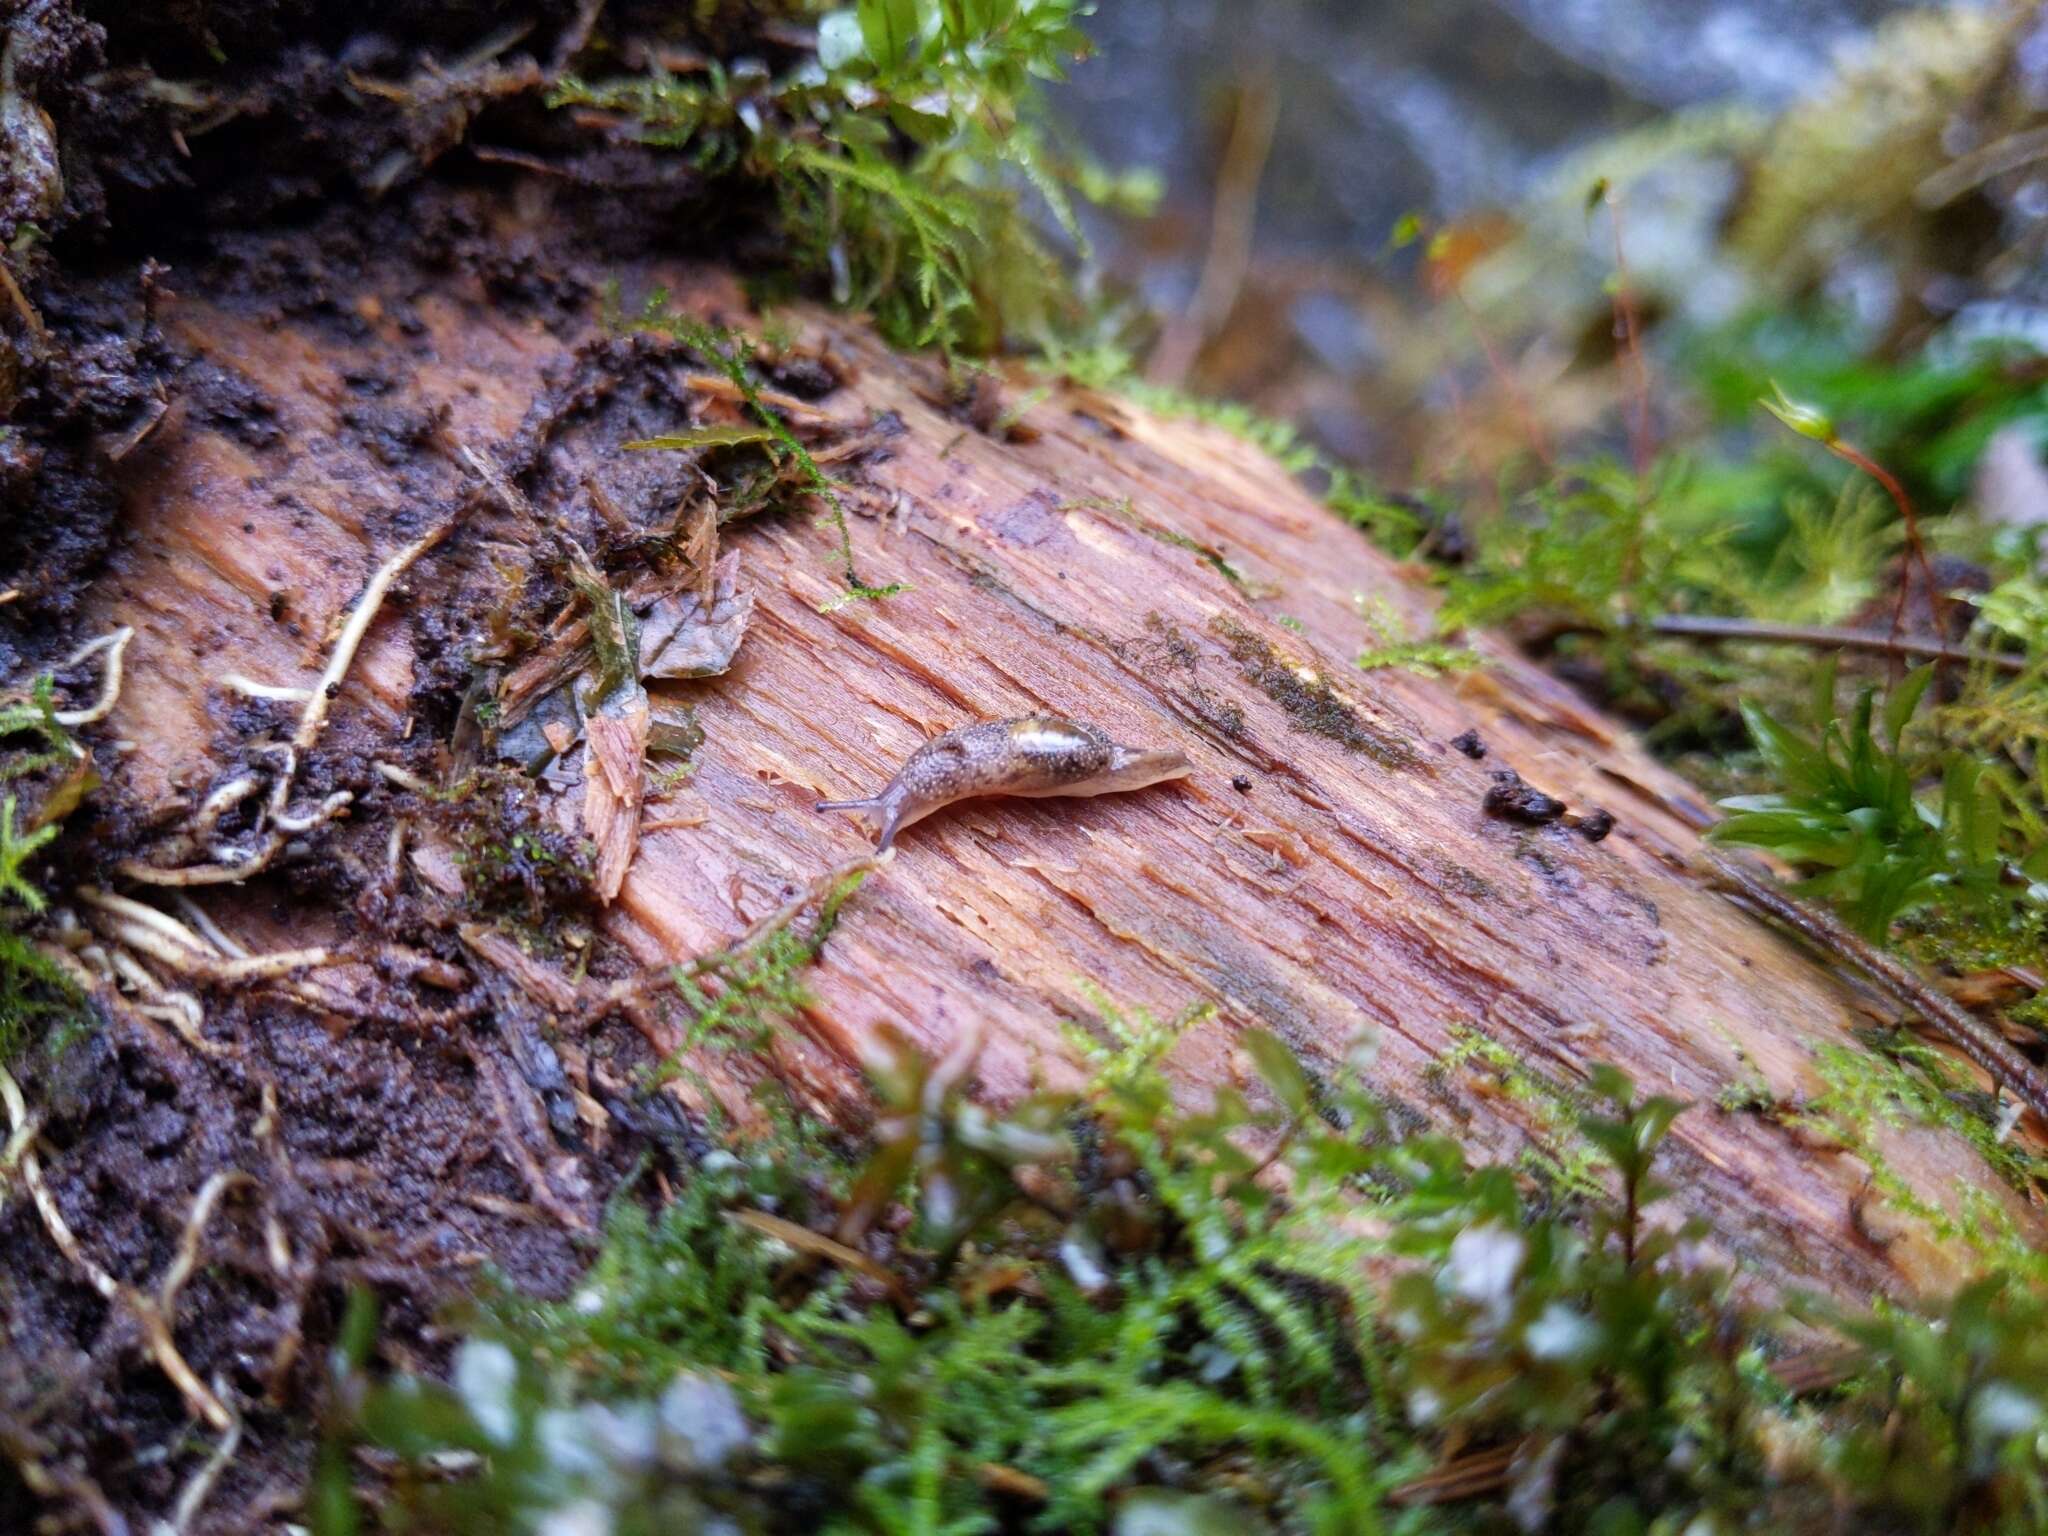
[816,716,1191,851]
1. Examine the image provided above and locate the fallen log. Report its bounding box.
[69,187,2043,1319]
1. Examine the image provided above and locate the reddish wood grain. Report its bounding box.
[85,216,2042,1303]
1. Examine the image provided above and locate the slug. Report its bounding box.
[816,716,1192,851]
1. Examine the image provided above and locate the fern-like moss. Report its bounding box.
[552,0,1154,358]
[329,1005,2048,1534]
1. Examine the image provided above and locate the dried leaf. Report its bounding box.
[565,542,639,710]
[582,695,649,904]
[640,552,755,679]
[727,1209,911,1304]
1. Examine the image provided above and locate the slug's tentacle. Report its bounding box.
[816,790,914,851]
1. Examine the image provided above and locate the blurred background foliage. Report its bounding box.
[1060,0,2048,1007]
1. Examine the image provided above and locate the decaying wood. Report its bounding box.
[82,202,2044,1304]
[583,698,650,904]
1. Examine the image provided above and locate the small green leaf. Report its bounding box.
[887,100,953,145]
[624,424,779,452]
[1737,700,1828,795]
[857,0,924,67]
[1809,649,1839,734]
[1881,663,1934,747]
[1240,1027,1311,1117]
[816,9,865,69]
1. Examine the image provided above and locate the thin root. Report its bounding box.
[0,1064,239,1432]
[119,519,458,886]
[158,1380,242,1536]
[53,627,135,727]
[218,673,314,703]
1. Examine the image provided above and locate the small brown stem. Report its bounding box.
[1825,438,1948,652]
[1702,852,2048,1128]
[1645,614,2021,673]
[1452,285,1553,470]
[1145,67,1277,388]
[1604,194,1656,477]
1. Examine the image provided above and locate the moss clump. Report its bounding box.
[0,675,93,1065]
[651,866,870,1082]
[552,0,1154,358]
[326,1010,2048,1534]
[439,770,598,930]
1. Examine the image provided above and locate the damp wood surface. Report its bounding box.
[83,196,2043,1308]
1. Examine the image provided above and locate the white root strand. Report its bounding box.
[374,760,435,794]
[154,1382,242,1536]
[218,673,314,703]
[52,626,134,727]
[295,520,453,752]
[0,1065,237,1432]
[118,518,455,886]
[173,896,250,959]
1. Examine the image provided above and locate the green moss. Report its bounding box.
[1426,1025,1608,1203]
[441,770,599,930]
[328,1008,2048,1534]
[1793,1036,2048,1283]
[1211,616,1420,769]
[0,676,91,1065]
[1352,596,1483,679]
[1060,496,1260,597]
[634,308,906,607]
[553,0,1154,358]
[651,867,871,1083]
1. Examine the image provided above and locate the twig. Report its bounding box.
[468,1045,589,1233]
[1645,614,2023,674]
[1702,851,2048,1127]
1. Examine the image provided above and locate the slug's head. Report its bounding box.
[1095,743,1192,794]
[815,785,910,851]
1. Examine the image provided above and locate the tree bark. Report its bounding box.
[82,192,2042,1308]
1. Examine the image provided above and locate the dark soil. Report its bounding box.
[0,3,812,1528]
